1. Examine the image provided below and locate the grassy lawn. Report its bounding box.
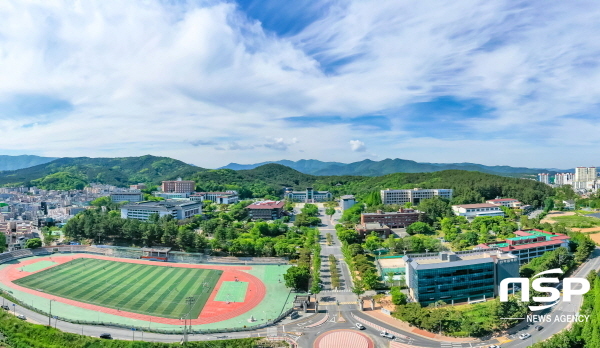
[552,214,600,228]
[14,258,222,319]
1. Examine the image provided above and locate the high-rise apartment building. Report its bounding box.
[537,173,550,184]
[161,178,195,193]
[380,188,453,205]
[554,173,574,186]
[574,167,598,190]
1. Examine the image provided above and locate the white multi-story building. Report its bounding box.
[574,167,598,190]
[380,188,453,205]
[285,188,332,203]
[452,203,504,218]
[120,200,202,220]
[538,173,550,184]
[193,191,239,204]
[110,191,144,203]
[554,173,574,186]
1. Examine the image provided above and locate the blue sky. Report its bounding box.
[0,0,599,168]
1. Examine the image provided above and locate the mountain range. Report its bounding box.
[0,155,58,171]
[220,158,569,177]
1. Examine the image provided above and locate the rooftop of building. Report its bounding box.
[246,200,285,209]
[486,198,520,202]
[452,203,499,209]
[403,249,516,269]
[356,222,390,230]
[362,208,421,216]
[122,200,200,209]
[382,188,452,192]
[477,229,570,250]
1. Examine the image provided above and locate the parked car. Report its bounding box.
[1,305,9,310]
[534,325,543,331]
[519,333,531,340]
[16,314,26,320]
[380,331,395,339]
[488,345,501,348]
[99,333,112,339]
[355,323,365,330]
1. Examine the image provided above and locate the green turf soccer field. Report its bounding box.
[14,258,222,319]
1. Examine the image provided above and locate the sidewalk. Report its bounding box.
[361,309,478,343]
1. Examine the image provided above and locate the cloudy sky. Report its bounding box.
[1,0,599,168]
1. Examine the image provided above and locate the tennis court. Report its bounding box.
[14,258,222,319]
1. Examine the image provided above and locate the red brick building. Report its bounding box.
[161,178,195,193]
[246,201,285,220]
[360,208,422,228]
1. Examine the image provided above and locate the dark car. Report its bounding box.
[534,325,543,331]
[1,305,9,310]
[99,333,112,339]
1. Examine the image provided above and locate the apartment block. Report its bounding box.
[538,173,550,184]
[380,188,453,205]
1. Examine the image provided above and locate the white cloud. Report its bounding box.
[349,140,366,152]
[0,1,599,167]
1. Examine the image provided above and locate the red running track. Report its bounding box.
[0,255,266,325]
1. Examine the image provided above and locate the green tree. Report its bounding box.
[0,232,6,253]
[283,266,310,291]
[325,207,335,217]
[406,221,433,235]
[25,238,42,249]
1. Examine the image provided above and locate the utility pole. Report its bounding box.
[183,296,195,343]
[48,299,54,326]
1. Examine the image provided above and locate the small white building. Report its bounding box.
[285,188,332,203]
[485,198,522,208]
[340,195,357,211]
[452,203,504,218]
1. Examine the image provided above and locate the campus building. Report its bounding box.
[285,187,332,203]
[451,203,504,218]
[355,222,392,239]
[380,188,453,205]
[246,200,285,220]
[110,191,144,203]
[474,229,571,265]
[340,195,357,212]
[360,208,422,228]
[161,178,195,193]
[153,192,190,199]
[403,250,519,306]
[485,198,522,208]
[192,191,239,204]
[120,200,202,220]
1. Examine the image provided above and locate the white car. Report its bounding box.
[519,333,531,340]
[355,323,365,330]
[380,331,395,339]
[488,345,500,348]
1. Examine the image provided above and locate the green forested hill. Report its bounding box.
[0,157,554,206]
[0,155,201,189]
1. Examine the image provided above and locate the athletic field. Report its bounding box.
[13,258,222,319]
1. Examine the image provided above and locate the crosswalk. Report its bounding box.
[320,301,356,306]
[440,343,466,348]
